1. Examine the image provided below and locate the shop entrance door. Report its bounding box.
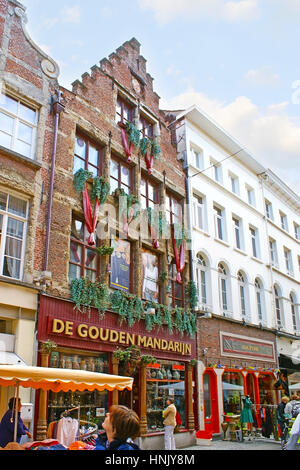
[203,371,219,434]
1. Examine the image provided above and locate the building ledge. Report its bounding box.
[0,145,42,170]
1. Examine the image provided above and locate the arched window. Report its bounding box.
[218,263,230,315]
[290,292,299,333]
[196,254,208,306]
[255,278,265,324]
[274,285,284,328]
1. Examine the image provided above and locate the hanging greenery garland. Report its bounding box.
[185,280,198,311]
[124,122,140,148]
[174,306,184,336]
[91,176,110,205]
[73,169,93,193]
[139,137,152,157]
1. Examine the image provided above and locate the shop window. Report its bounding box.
[0,92,38,159]
[258,374,278,405]
[222,371,244,414]
[115,96,135,125]
[142,248,159,304]
[110,236,131,292]
[73,134,103,178]
[0,190,28,280]
[146,360,186,432]
[69,217,100,282]
[48,350,109,426]
[168,262,184,308]
[140,176,159,210]
[138,114,154,139]
[110,156,132,195]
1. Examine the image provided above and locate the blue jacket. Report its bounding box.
[95,436,140,450]
[0,410,29,448]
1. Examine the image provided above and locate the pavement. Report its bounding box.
[182,436,282,451]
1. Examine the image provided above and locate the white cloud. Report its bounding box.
[245,66,280,86]
[161,88,300,194]
[138,0,260,23]
[61,6,81,24]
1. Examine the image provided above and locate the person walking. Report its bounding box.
[277,396,290,446]
[0,397,32,448]
[163,398,177,450]
[95,405,140,450]
[285,394,300,420]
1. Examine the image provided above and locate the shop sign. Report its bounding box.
[50,317,192,356]
[220,332,275,362]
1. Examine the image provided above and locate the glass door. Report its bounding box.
[203,371,219,434]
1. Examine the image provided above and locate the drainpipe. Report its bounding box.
[43,91,65,275]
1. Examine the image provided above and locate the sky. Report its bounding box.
[20,0,300,196]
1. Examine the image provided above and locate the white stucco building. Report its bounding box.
[165,105,300,435]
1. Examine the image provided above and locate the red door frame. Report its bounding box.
[203,369,219,434]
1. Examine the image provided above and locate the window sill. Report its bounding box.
[233,247,247,256]
[0,145,42,170]
[193,226,210,237]
[214,237,230,247]
[250,256,263,264]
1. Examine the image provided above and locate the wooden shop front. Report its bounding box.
[36,294,196,448]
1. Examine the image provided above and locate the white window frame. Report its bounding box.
[269,238,278,268]
[232,215,243,250]
[284,247,294,276]
[265,199,273,220]
[0,189,28,280]
[218,263,231,316]
[246,185,255,206]
[192,193,206,231]
[280,211,289,232]
[290,293,299,333]
[274,285,284,329]
[294,222,300,241]
[249,225,260,259]
[211,158,223,184]
[229,172,239,195]
[214,204,226,241]
[255,278,266,325]
[0,92,38,160]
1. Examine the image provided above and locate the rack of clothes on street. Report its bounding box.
[254,403,278,439]
[43,406,98,450]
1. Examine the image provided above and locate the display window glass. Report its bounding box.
[48,350,109,426]
[258,374,278,405]
[222,371,244,414]
[146,360,186,432]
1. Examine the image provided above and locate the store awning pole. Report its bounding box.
[13,381,20,443]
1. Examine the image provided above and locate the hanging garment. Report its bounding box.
[56,417,79,448]
[261,407,273,438]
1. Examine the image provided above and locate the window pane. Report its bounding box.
[110,178,118,194]
[121,166,130,186]
[0,131,12,149]
[0,192,7,210]
[148,183,154,202]
[88,145,99,167]
[0,94,18,114]
[19,102,36,124]
[3,257,20,279]
[6,218,24,239]
[8,195,27,217]
[142,250,159,303]
[0,111,14,135]
[17,122,33,144]
[15,140,31,158]
[85,249,97,269]
[110,160,119,179]
[85,269,96,282]
[71,219,84,241]
[121,183,130,194]
[5,237,22,258]
[140,179,146,197]
[73,156,85,174]
[68,263,81,281]
[88,164,98,178]
[75,137,86,158]
[70,242,82,263]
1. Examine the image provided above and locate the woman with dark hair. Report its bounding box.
[0,398,32,448]
[95,405,140,450]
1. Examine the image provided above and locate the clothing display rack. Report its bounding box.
[47,405,98,445]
